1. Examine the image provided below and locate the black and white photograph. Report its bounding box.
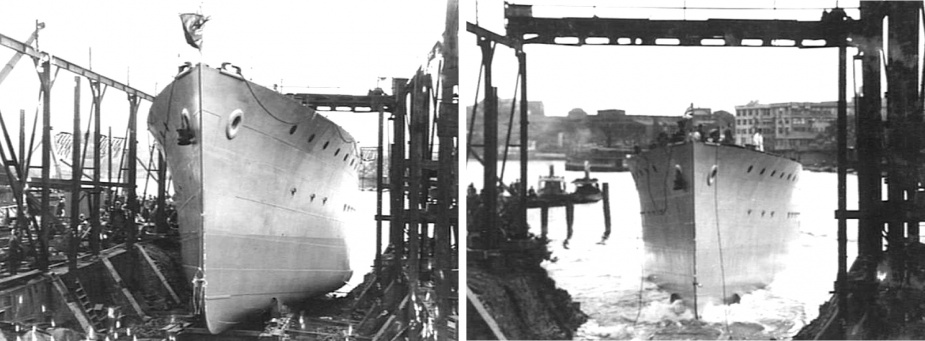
[464,0,925,339]
[0,0,458,340]
[2,0,925,340]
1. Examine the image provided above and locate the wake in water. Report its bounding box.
[470,161,852,340]
[575,284,810,340]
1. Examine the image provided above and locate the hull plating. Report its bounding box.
[148,65,359,333]
[627,143,801,314]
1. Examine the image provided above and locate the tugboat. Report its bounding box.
[527,164,601,208]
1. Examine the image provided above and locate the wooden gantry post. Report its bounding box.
[884,2,922,284]
[836,18,848,322]
[478,35,500,249]
[374,88,386,278]
[68,76,82,271]
[517,48,528,234]
[125,93,140,289]
[36,56,52,272]
[126,94,140,251]
[406,70,425,341]
[89,80,106,255]
[435,1,459,338]
[855,1,884,274]
[389,78,408,284]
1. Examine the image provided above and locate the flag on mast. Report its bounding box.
[179,13,209,49]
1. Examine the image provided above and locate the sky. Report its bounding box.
[0,0,450,151]
[461,0,865,118]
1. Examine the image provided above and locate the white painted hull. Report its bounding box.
[148,64,359,333]
[627,142,801,314]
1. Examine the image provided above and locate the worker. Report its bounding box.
[78,214,89,235]
[671,120,687,143]
[723,126,735,145]
[56,199,66,217]
[7,229,20,275]
[688,127,701,143]
[110,203,125,242]
[752,130,764,151]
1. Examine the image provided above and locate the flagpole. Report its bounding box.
[179,10,209,315]
[197,30,206,294]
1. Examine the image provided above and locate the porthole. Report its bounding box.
[770,170,776,177]
[787,174,792,180]
[652,165,658,173]
[226,109,244,139]
[335,148,341,156]
[308,134,316,143]
[747,165,753,173]
[343,153,349,161]
[780,172,785,179]
[759,168,766,175]
[323,141,329,149]
[707,165,718,186]
[289,125,298,135]
[350,159,355,166]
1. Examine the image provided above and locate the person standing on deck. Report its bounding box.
[723,125,735,145]
[688,125,702,143]
[752,130,764,151]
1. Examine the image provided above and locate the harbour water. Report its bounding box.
[466,159,863,339]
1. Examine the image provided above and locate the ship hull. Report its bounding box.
[627,142,801,314]
[148,65,359,333]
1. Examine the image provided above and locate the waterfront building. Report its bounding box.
[733,100,855,152]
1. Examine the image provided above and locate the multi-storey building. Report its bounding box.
[468,100,734,154]
[734,101,854,152]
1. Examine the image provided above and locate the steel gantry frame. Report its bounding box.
[467,2,925,335]
[0,29,153,273]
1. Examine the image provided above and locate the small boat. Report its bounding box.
[527,165,602,208]
[565,147,630,172]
